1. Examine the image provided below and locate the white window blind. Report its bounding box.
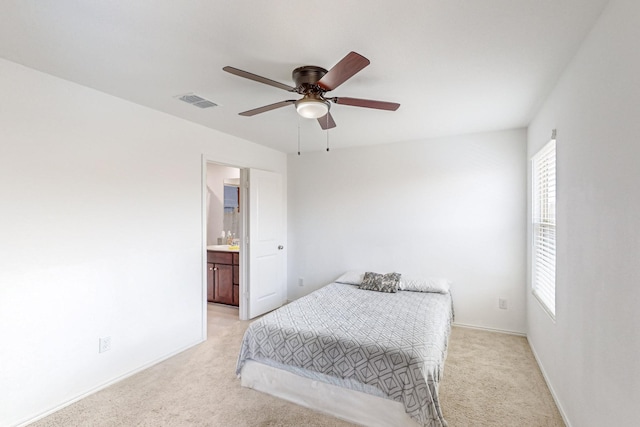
[532,138,556,317]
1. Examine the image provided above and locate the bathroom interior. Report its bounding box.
[206,163,241,307]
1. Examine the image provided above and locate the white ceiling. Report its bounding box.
[0,1,609,153]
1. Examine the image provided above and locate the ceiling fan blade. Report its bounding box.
[223,66,296,92]
[317,112,337,130]
[333,97,400,111]
[239,100,296,116]
[317,52,370,91]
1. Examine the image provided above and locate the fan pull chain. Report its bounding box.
[297,116,301,156]
[326,114,330,152]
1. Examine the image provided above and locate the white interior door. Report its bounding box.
[247,168,285,319]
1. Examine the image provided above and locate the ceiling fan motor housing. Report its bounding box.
[292,66,328,93]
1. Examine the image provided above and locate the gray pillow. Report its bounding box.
[359,272,401,293]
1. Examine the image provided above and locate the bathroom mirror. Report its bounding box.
[206,164,241,246]
[222,180,240,242]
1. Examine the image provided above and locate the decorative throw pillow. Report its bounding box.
[359,272,401,293]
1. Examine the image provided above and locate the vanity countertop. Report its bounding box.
[207,245,239,253]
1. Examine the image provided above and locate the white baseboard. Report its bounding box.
[527,339,572,427]
[16,338,206,427]
[453,321,526,336]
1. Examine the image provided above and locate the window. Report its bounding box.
[532,136,556,317]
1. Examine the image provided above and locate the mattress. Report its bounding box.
[236,282,453,427]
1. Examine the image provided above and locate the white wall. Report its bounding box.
[288,129,527,333]
[527,0,640,425]
[0,58,286,427]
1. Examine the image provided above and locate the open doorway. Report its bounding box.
[203,159,286,327]
[205,163,243,317]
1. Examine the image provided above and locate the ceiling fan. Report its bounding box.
[223,51,400,130]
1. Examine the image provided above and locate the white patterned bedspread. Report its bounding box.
[236,282,453,427]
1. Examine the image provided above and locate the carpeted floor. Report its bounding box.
[30,304,564,426]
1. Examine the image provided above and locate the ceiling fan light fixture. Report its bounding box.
[295,96,330,119]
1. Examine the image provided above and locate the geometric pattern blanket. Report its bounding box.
[236,282,453,427]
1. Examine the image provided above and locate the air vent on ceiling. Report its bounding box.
[177,93,218,109]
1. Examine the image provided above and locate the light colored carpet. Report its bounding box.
[30,304,564,426]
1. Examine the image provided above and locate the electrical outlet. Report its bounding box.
[499,298,508,310]
[298,277,304,287]
[99,336,112,353]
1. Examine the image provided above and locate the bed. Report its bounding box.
[236,272,453,427]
